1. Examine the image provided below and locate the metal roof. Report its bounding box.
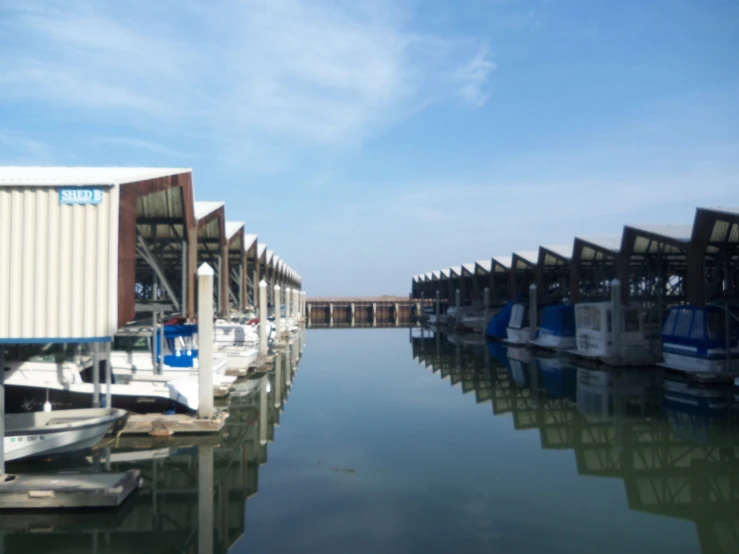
[266,250,275,264]
[432,270,441,280]
[257,243,266,258]
[513,250,538,268]
[577,235,622,252]
[441,268,451,279]
[450,265,462,277]
[624,224,693,256]
[225,221,245,241]
[492,256,512,271]
[541,243,573,261]
[244,234,258,254]
[575,236,621,262]
[0,166,191,186]
[703,206,739,217]
[194,201,224,220]
[627,224,693,242]
[475,260,492,274]
[462,263,476,275]
[425,272,433,280]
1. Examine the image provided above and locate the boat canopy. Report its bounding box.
[662,305,738,348]
[540,304,576,336]
[487,301,515,338]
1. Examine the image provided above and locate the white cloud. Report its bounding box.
[455,46,497,107]
[0,131,55,164]
[0,0,495,166]
[96,137,187,158]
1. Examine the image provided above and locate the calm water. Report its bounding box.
[3,327,739,553]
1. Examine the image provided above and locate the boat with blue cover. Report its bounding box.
[110,323,234,395]
[529,304,576,351]
[660,305,739,374]
[506,303,534,345]
[486,301,514,340]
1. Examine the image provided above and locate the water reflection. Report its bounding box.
[410,329,739,554]
[0,327,306,554]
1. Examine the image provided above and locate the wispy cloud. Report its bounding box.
[0,0,495,167]
[96,137,187,158]
[455,46,497,107]
[0,131,55,164]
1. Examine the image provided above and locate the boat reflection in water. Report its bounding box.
[410,329,739,554]
[0,327,306,554]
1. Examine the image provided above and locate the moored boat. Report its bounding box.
[572,301,660,365]
[660,305,739,374]
[506,303,534,345]
[4,408,128,462]
[529,304,576,351]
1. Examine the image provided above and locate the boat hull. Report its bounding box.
[4,408,128,462]
[661,347,739,373]
[529,333,576,351]
[506,327,534,345]
[4,384,193,415]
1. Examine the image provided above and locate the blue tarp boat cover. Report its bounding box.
[538,304,575,337]
[486,301,515,338]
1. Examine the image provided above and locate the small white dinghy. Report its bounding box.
[4,408,128,463]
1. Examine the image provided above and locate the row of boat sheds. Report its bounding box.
[0,166,307,510]
[410,206,739,385]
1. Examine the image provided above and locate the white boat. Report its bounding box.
[214,319,260,346]
[3,346,197,414]
[572,301,660,365]
[4,408,128,462]
[506,303,535,345]
[110,325,234,393]
[660,305,739,373]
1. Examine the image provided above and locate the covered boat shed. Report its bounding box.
[0,166,197,333]
[225,221,247,312]
[536,244,573,304]
[688,207,739,306]
[473,260,492,302]
[460,263,477,303]
[244,234,258,307]
[449,266,463,302]
[618,224,692,308]
[490,256,512,305]
[194,201,227,316]
[510,251,539,301]
[570,236,622,302]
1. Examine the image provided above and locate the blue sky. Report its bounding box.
[1,0,737,296]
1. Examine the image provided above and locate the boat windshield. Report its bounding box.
[4,343,74,363]
[113,335,151,352]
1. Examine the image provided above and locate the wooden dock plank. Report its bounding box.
[120,412,228,436]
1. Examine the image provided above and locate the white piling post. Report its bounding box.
[373,302,377,327]
[198,263,215,419]
[0,347,5,474]
[395,303,399,326]
[483,287,490,333]
[435,290,440,321]
[455,289,461,326]
[329,303,334,327]
[105,342,112,409]
[158,315,165,374]
[610,279,622,358]
[302,291,307,319]
[274,284,282,333]
[351,303,355,327]
[293,289,300,322]
[92,342,101,408]
[529,284,538,332]
[259,280,268,356]
[285,288,292,322]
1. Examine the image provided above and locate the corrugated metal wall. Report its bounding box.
[0,186,119,341]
